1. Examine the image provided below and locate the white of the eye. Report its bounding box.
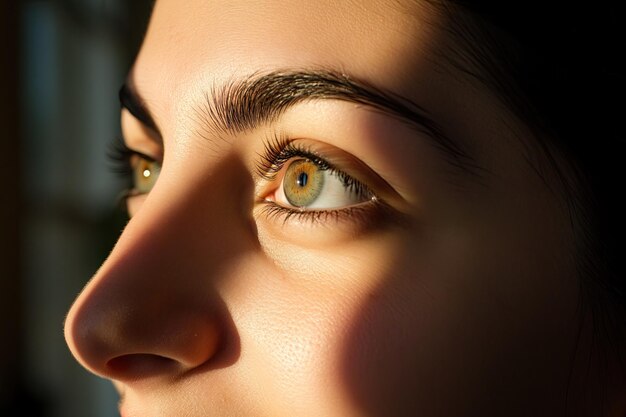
[275,170,364,209]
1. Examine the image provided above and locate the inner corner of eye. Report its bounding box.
[261,191,276,203]
[255,180,277,202]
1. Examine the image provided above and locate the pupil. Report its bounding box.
[296,172,308,187]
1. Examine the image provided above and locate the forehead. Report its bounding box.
[132,0,446,115]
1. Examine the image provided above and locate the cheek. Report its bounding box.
[337,231,580,416]
[232,280,366,415]
[237,224,410,415]
[339,262,440,416]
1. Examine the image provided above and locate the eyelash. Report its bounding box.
[107,136,156,206]
[255,135,382,224]
[108,136,135,176]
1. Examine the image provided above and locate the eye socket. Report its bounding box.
[130,154,161,195]
[272,158,373,210]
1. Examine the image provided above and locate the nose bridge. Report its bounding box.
[65,150,254,381]
[119,150,255,279]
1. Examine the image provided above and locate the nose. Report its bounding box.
[64,154,253,382]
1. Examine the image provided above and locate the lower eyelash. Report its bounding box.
[257,198,404,229]
[258,200,374,225]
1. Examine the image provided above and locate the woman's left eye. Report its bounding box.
[267,157,374,210]
[130,154,161,195]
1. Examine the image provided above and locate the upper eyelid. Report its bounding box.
[128,149,159,163]
[258,147,331,181]
[121,109,162,139]
[255,138,398,201]
[255,137,366,187]
[121,110,164,160]
[122,139,163,164]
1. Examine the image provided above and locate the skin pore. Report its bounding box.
[64,0,620,415]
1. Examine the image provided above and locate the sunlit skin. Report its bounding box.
[63,0,615,416]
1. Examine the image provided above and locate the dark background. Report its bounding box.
[1,1,153,415]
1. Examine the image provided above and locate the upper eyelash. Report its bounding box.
[256,134,329,181]
[256,134,372,198]
[107,136,135,177]
[107,136,158,177]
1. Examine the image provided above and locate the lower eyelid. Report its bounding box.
[257,200,371,226]
[255,197,403,230]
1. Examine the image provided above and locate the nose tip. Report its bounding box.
[65,289,223,381]
[65,255,224,382]
[70,309,220,379]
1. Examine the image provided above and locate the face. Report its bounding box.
[65,0,587,416]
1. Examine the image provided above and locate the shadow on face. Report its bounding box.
[62,0,616,416]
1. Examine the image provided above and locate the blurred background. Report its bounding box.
[1,1,153,415]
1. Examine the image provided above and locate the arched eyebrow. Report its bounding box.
[121,70,481,175]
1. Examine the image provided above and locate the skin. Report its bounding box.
[63,0,615,415]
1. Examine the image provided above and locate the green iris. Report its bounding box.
[132,155,161,194]
[283,159,325,207]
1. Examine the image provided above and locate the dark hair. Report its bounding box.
[429,0,625,391]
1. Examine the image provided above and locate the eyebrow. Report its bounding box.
[120,70,480,175]
[119,83,160,134]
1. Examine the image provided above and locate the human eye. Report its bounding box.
[256,136,396,226]
[109,136,162,209]
[273,158,371,209]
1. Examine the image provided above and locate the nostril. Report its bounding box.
[107,354,182,379]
